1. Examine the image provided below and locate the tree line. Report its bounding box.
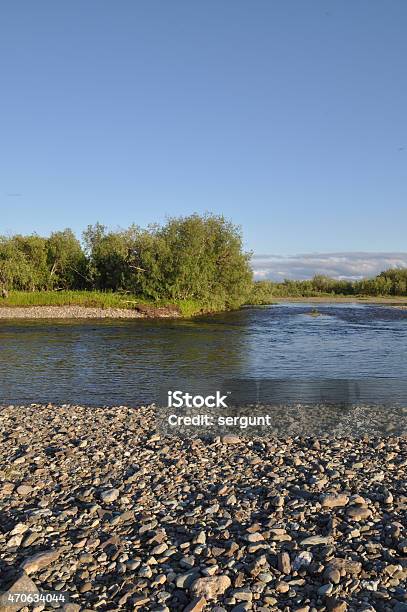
[0,214,253,309]
[1,213,406,307]
[251,269,407,302]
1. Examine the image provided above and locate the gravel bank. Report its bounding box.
[0,404,406,612]
[0,306,145,319]
[0,304,185,319]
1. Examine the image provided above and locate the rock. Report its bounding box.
[246,532,264,543]
[20,549,61,574]
[0,572,39,612]
[176,571,200,589]
[7,534,24,548]
[232,589,252,601]
[300,535,332,546]
[326,599,348,612]
[221,435,241,444]
[193,531,206,545]
[346,506,372,521]
[152,543,168,555]
[183,597,207,612]
[16,484,32,496]
[13,456,26,465]
[293,551,313,570]
[275,581,289,593]
[278,552,291,574]
[1,403,405,611]
[190,575,231,600]
[321,493,349,509]
[257,572,273,583]
[325,568,341,584]
[318,583,333,596]
[326,558,362,576]
[10,523,28,536]
[100,488,120,503]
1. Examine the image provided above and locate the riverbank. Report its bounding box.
[2,294,407,319]
[0,305,180,319]
[0,404,406,611]
[0,291,207,318]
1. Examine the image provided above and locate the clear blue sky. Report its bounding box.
[1,0,406,256]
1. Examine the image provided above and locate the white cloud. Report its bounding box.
[252,252,407,281]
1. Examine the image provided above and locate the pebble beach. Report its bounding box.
[0,404,406,612]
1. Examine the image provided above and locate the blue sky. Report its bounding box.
[1,1,406,278]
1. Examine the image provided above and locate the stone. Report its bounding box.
[16,485,32,496]
[318,583,333,596]
[20,549,61,574]
[183,597,207,611]
[346,506,372,521]
[100,488,120,503]
[293,551,313,570]
[10,523,29,536]
[326,599,348,612]
[7,534,24,548]
[275,581,289,593]
[321,493,349,509]
[326,568,341,584]
[326,558,362,576]
[152,543,168,555]
[0,572,39,612]
[278,552,291,574]
[176,571,199,589]
[246,532,264,543]
[190,575,231,600]
[221,435,241,444]
[300,535,332,546]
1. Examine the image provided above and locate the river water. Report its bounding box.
[1,303,407,407]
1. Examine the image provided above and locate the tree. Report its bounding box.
[47,229,88,289]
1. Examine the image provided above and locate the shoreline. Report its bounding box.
[0,403,406,611]
[0,305,183,320]
[1,297,407,319]
[261,296,407,305]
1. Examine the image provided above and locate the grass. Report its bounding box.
[0,291,208,317]
[247,293,407,305]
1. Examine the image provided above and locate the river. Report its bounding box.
[1,302,407,407]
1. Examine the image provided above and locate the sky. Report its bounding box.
[1,1,406,279]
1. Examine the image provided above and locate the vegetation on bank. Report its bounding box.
[250,269,407,303]
[0,214,253,314]
[2,214,407,314]
[0,291,204,317]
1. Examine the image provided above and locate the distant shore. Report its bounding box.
[267,296,407,305]
[0,403,406,611]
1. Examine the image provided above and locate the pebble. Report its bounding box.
[99,488,120,503]
[0,403,405,611]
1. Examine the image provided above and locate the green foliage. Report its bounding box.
[0,234,49,291]
[250,268,407,303]
[83,214,253,309]
[3,215,406,311]
[47,229,88,289]
[0,214,253,311]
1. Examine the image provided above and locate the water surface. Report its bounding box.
[1,303,406,406]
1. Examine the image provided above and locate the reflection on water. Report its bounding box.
[0,303,406,406]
